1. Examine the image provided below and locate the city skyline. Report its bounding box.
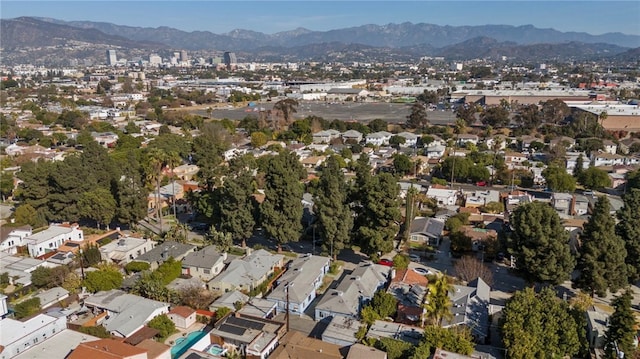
[2,1,640,37]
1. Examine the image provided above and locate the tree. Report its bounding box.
[78,188,116,229]
[575,196,628,297]
[541,99,570,124]
[454,256,494,286]
[406,102,429,129]
[507,202,575,285]
[392,154,412,176]
[418,326,474,356]
[572,153,585,179]
[388,135,406,148]
[501,287,582,358]
[84,267,123,292]
[206,226,233,253]
[542,165,576,192]
[114,152,148,225]
[356,173,401,258]
[579,167,611,190]
[371,290,398,319]
[179,285,217,310]
[271,98,298,130]
[124,261,151,274]
[260,151,305,252]
[315,156,353,260]
[423,274,453,326]
[62,272,82,294]
[392,254,409,270]
[367,119,388,133]
[374,338,412,359]
[514,104,541,130]
[14,298,41,319]
[132,272,172,302]
[617,189,640,282]
[14,204,40,227]
[78,325,111,338]
[148,314,176,340]
[218,162,256,248]
[250,131,268,148]
[449,231,473,253]
[605,289,637,357]
[30,266,52,288]
[82,244,102,267]
[480,105,510,128]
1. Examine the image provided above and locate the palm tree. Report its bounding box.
[272,98,298,131]
[165,151,182,219]
[423,274,453,326]
[146,148,168,233]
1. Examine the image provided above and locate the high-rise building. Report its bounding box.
[180,50,188,62]
[149,54,162,66]
[223,51,237,69]
[106,50,117,66]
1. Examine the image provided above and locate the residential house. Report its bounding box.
[566,152,590,174]
[346,344,387,359]
[167,306,197,330]
[592,152,625,167]
[0,312,68,359]
[442,278,491,343]
[464,190,501,208]
[424,143,446,159]
[321,316,363,346]
[24,223,84,258]
[205,314,284,359]
[100,235,157,264]
[314,262,390,321]
[208,249,284,293]
[135,241,196,270]
[586,308,610,349]
[0,252,49,287]
[237,298,278,319]
[209,291,249,312]
[551,193,574,217]
[365,131,392,146]
[11,329,100,359]
[610,172,627,190]
[300,155,326,171]
[367,320,424,346]
[409,217,445,246]
[550,136,576,150]
[269,330,343,359]
[396,132,419,148]
[68,339,148,359]
[458,226,498,252]
[341,130,363,144]
[83,290,169,338]
[135,339,170,359]
[267,254,331,316]
[504,190,533,213]
[426,186,458,206]
[0,226,32,255]
[519,135,539,152]
[457,134,479,147]
[619,137,640,154]
[91,132,119,148]
[574,195,590,216]
[603,140,618,155]
[504,152,529,167]
[172,164,200,181]
[485,137,506,150]
[34,287,69,310]
[181,245,227,281]
[397,182,424,199]
[387,269,429,325]
[312,130,341,144]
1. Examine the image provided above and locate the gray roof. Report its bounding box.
[84,289,169,337]
[35,287,69,306]
[136,241,196,264]
[237,298,278,318]
[209,290,249,311]
[182,245,225,269]
[322,316,362,346]
[442,277,491,341]
[209,249,284,288]
[268,255,330,303]
[315,262,389,317]
[410,217,445,238]
[327,88,365,94]
[367,320,424,345]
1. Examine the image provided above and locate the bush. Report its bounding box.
[147,314,176,340]
[84,268,123,293]
[392,254,410,270]
[125,261,150,274]
[14,297,41,319]
[78,325,111,338]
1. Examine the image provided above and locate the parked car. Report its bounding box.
[476,181,487,187]
[378,259,394,267]
[409,254,421,262]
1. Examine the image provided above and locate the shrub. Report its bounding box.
[14,297,41,319]
[125,261,151,274]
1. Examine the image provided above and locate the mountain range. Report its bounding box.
[1,16,638,64]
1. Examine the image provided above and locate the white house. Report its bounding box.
[425,143,446,159]
[396,132,419,148]
[365,131,392,146]
[312,129,341,144]
[592,152,625,167]
[341,130,363,143]
[426,186,458,206]
[167,306,197,330]
[24,223,83,258]
[181,245,227,281]
[0,312,68,359]
[267,254,330,316]
[566,152,590,174]
[457,134,479,146]
[99,236,157,264]
[602,140,618,155]
[0,226,32,255]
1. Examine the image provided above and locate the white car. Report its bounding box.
[409,254,421,262]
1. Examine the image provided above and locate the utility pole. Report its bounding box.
[285,283,290,333]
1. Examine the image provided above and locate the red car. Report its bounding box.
[378,259,394,267]
[476,181,487,187]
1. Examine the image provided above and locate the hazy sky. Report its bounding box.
[2,1,639,36]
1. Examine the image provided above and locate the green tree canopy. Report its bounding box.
[78,187,117,229]
[579,167,611,190]
[147,314,176,340]
[84,267,123,293]
[501,287,582,358]
[617,189,640,282]
[260,151,305,251]
[575,196,628,297]
[605,289,637,357]
[507,202,575,285]
[424,274,453,326]
[356,173,400,258]
[542,165,576,192]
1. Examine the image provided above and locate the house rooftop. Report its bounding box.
[268,255,330,303]
[12,329,99,359]
[68,339,147,359]
[269,330,343,359]
[136,241,196,264]
[25,223,79,245]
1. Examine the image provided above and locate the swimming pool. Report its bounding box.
[171,330,207,359]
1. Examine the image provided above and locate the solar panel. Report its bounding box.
[219,324,247,336]
[226,316,266,330]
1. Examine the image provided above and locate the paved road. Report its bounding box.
[196,101,457,125]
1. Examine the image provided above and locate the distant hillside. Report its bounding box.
[32,17,640,49]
